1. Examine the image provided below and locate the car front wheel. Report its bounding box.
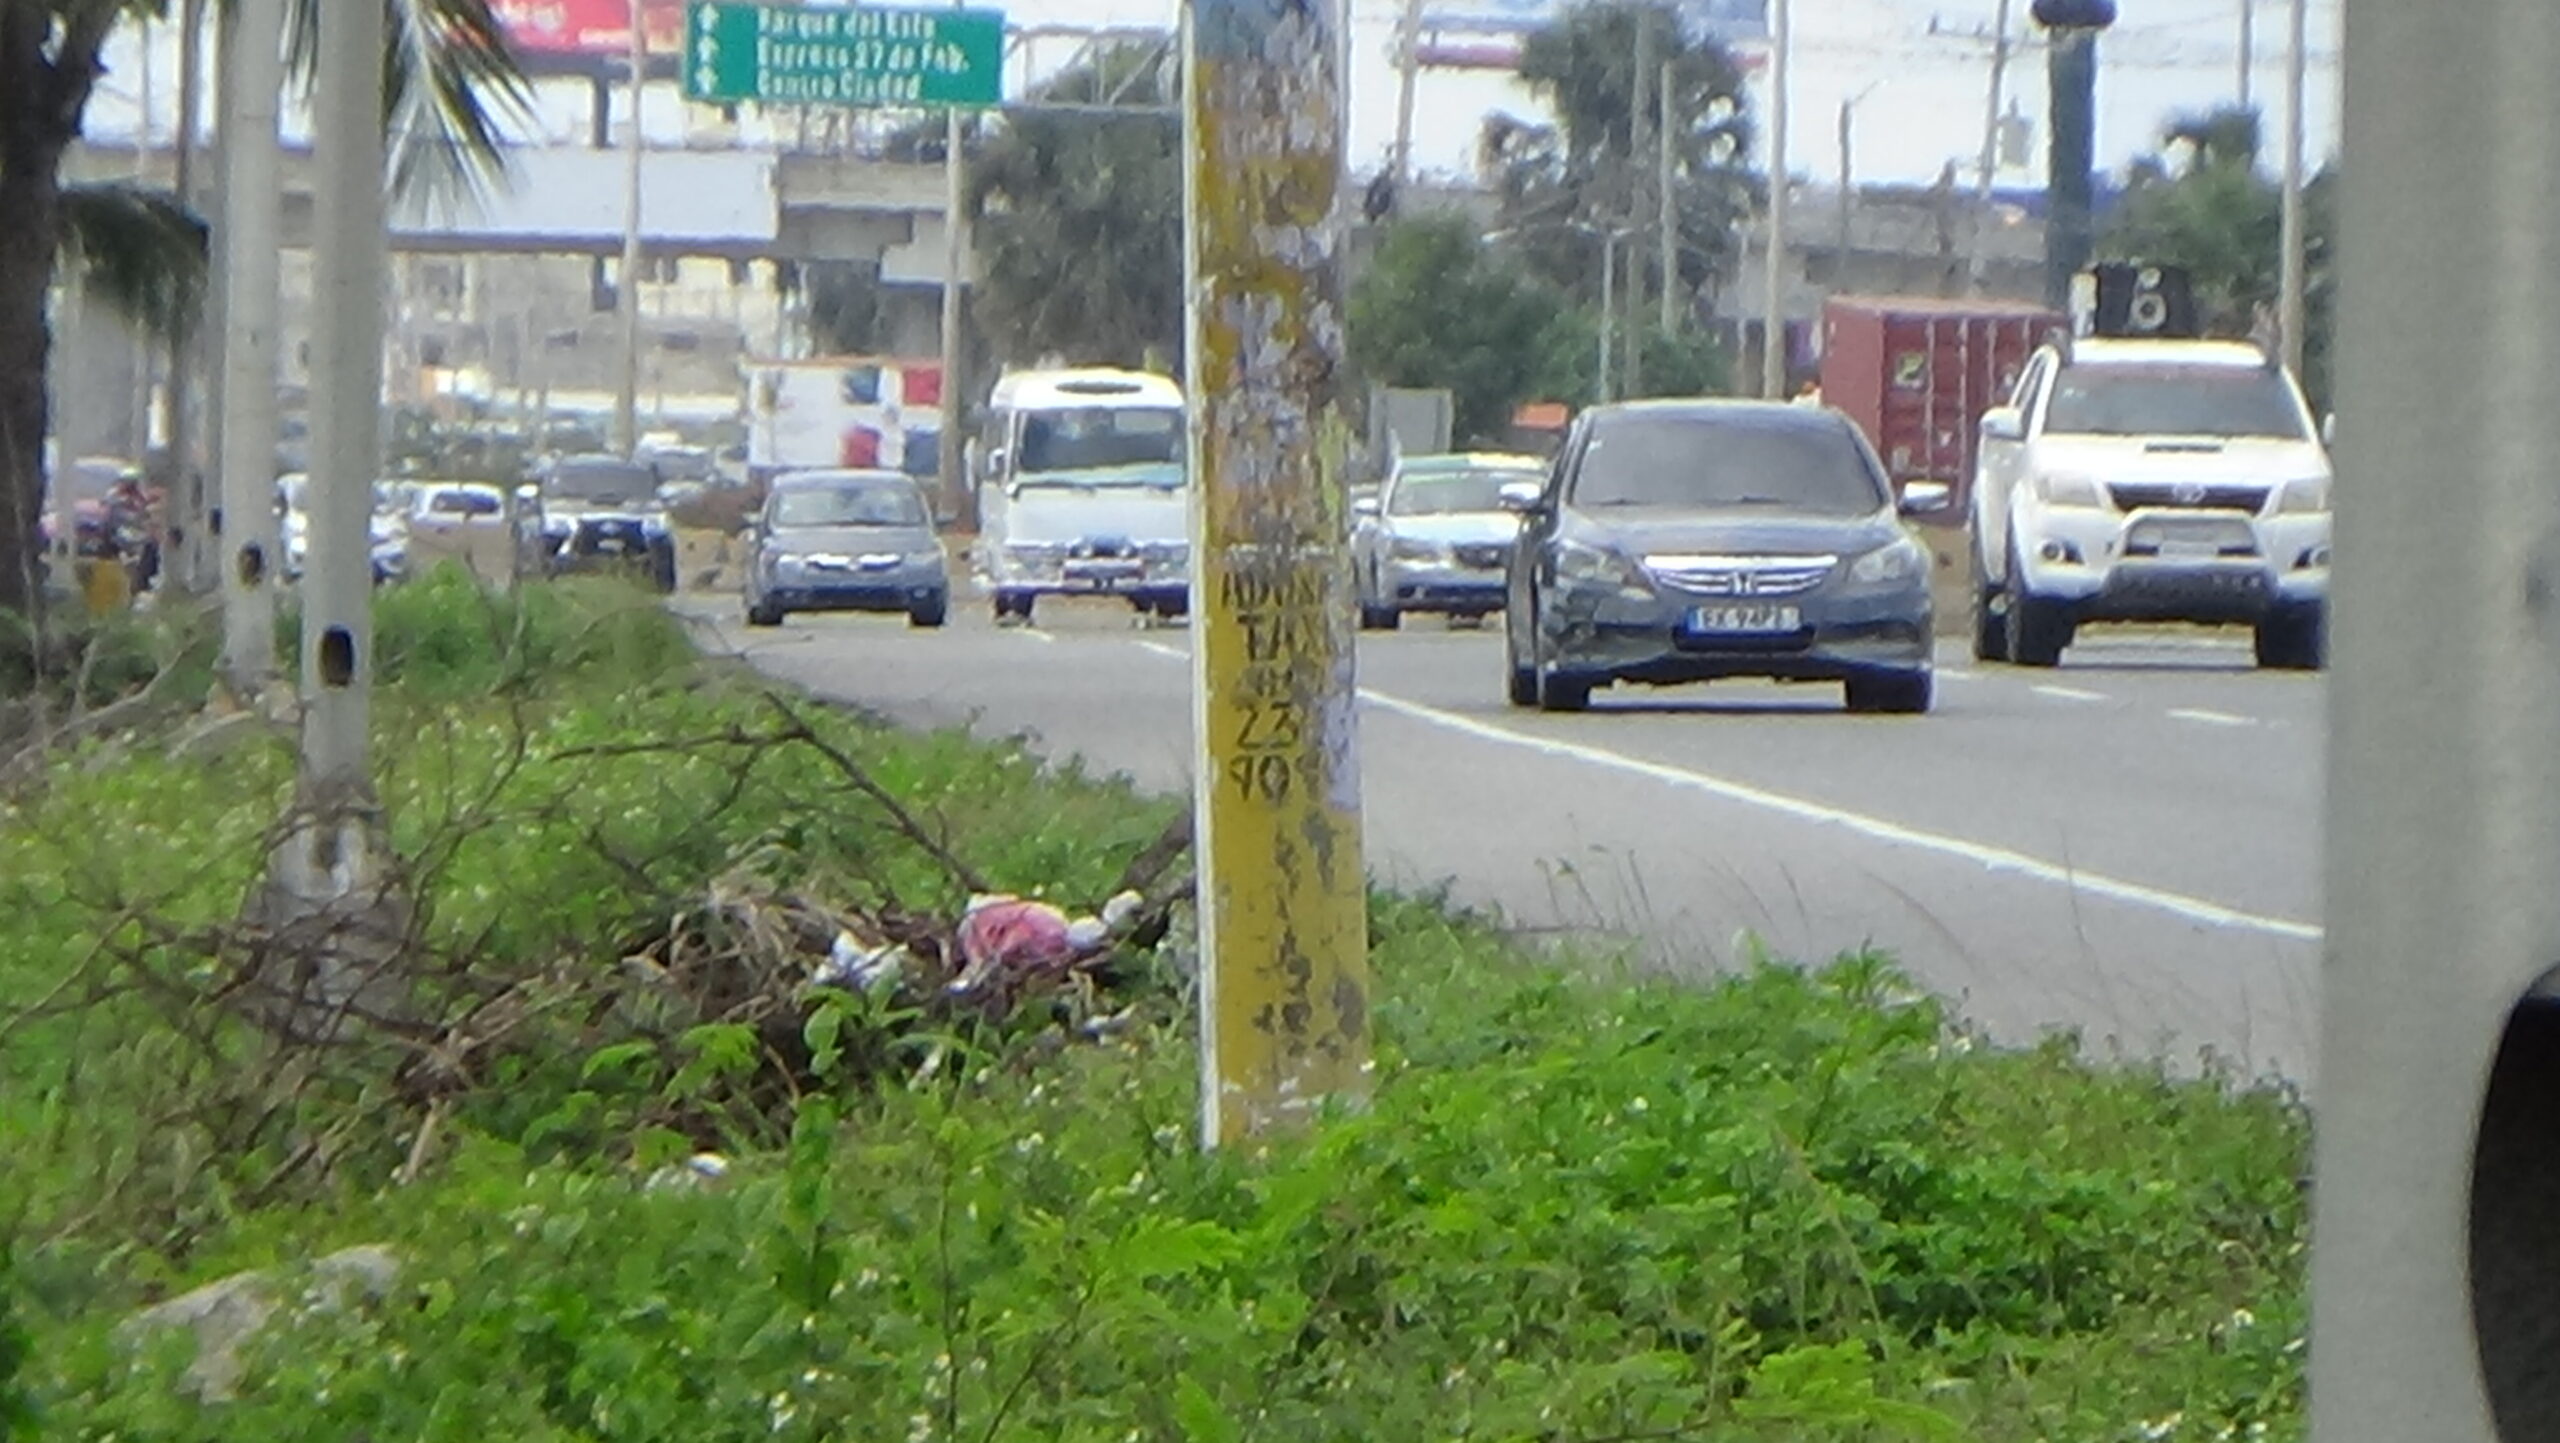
[2254,602,2325,670]
[2002,540,2073,668]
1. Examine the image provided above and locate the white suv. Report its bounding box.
[1968,337,2333,669]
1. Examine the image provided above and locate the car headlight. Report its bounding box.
[2271,476,2331,515]
[770,550,808,577]
[1141,541,1188,565]
[1389,536,1446,562]
[1555,539,1648,591]
[541,515,572,536]
[1849,538,1928,585]
[2033,472,2108,508]
[909,548,947,568]
[1006,542,1064,568]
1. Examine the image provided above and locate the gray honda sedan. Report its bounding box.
[1502,401,1944,714]
[744,470,949,628]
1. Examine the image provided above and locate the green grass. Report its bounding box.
[0,570,2310,1441]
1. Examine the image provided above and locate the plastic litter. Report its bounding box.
[815,929,909,992]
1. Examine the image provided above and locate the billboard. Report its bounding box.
[492,0,688,57]
[1418,0,1767,41]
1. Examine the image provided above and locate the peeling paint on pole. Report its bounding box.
[1183,0,1370,1147]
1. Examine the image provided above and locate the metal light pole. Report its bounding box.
[1759,0,1791,398]
[615,0,647,457]
[1182,0,1370,1147]
[937,99,968,527]
[2236,0,2254,111]
[1836,82,1881,283]
[2276,0,2308,378]
[169,0,210,594]
[1598,231,1617,403]
[217,0,286,693]
[1657,58,1677,333]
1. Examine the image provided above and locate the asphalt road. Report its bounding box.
[681,591,2325,1088]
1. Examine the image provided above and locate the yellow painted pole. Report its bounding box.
[1183,0,1371,1146]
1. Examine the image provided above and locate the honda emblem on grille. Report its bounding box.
[1733,571,1760,596]
[2172,481,2208,505]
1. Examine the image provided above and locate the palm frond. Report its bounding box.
[283,0,531,208]
[57,182,209,342]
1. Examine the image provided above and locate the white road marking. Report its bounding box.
[1121,635,2319,942]
[2168,707,2257,728]
[1017,628,1055,644]
[1355,689,2323,942]
[2032,683,2108,702]
[1938,669,1978,682]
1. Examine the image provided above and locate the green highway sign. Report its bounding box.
[682,1,1004,109]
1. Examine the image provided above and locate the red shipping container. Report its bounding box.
[1819,296,2066,529]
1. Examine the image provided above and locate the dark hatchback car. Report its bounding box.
[744,470,949,628]
[1502,400,1944,714]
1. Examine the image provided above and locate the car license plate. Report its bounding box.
[2158,538,2223,559]
[1685,604,1800,635]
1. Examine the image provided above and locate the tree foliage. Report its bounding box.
[2101,105,2338,406]
[966,45,1182,371]
[1350,215,1589,443]
[1478,0,1757,318]
[0,0,526,620]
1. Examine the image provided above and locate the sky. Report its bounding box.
[75,0,2341,189]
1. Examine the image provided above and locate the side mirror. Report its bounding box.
[1351,496,1380,518]
[1898,480,1955,517]
[1497,479,1544,514]
[981,445,1007,479]
[2322,412,2338,447]
[1979,407,2026,445]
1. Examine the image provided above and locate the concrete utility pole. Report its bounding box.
[1181,0,1370,1147]
[1759,0,1791,397]
[2276,0,2307,378]
[216,0,286,693]
[250,0,408,1042]
[2316,2,2560,1439]
[269,0,393,924]
[1968,0,2014,292]
[1392,0,1424,187]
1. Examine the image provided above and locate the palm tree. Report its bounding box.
[0,0,524,625]
[1477,0,1757,321]
[966,43,1184,370]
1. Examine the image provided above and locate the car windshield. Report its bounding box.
[546,462,654,503]
[1389,469,1540,516]
[771,481,926,529]
[1017,407,1185,476]
[2043,363,2309,438]
[427,488,501,517]
[649,448,715,482]
[1570,413,1887,515]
